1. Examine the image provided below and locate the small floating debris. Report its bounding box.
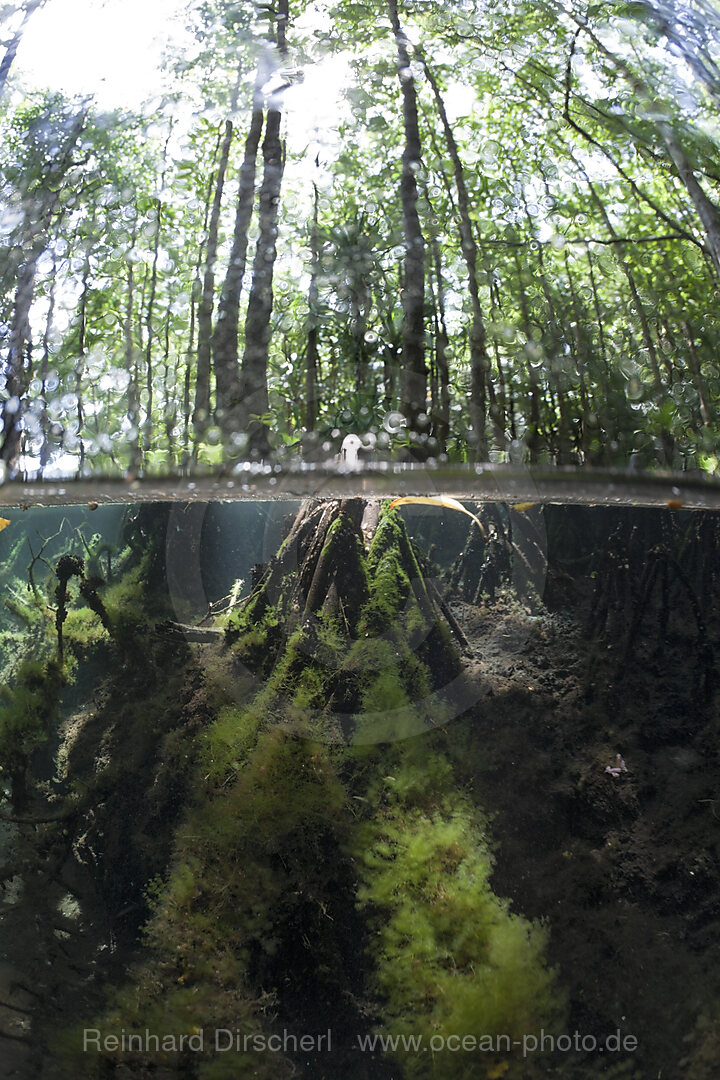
[389,496,487,537]
[604,754,628,779]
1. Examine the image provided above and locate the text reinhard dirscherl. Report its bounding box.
[83,1029,332,1054]
[82,1028,639,1058]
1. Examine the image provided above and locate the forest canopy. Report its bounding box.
[1,0,720,478]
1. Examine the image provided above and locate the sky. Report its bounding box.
[11,0,354,169]
[15,0,188,109]
[9,0,478,170]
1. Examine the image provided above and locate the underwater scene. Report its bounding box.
[0,493,719,1079]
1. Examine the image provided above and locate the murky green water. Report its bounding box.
[0,491,718,1079]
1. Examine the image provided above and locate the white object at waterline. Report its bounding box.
[338,434,364,469]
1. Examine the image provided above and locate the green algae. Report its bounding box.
[45,501,562,1079]
[350,747,565,1079]
[72,721,355,1078]
[0,656,66,806]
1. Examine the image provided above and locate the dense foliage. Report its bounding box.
[1,0,720,474]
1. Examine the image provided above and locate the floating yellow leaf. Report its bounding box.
[0,518,10,532]
[389,496,486,538]
[511,501,538,512]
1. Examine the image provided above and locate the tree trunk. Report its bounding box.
[0,0,46,98]
[513,252,542,463]
[193,128,230,436]
[584,243,612,401]
[229,0,291,457]
[124,222,140,471]
[387,0,427,452]
[563,249,591,457]
[184,156,217,467]
[305,182,321,432]
[75,252,92,472]
[429,235,450,453]
[143,131,172,460]
[234,103,285,456]
[212,80,267,430]
[193,70,242,438]
[162,304,176,460]
[657,121,720,280]
[142,197,162,459]
[38,254,57,471]
[1,248,40,468]
[681,319,712,427]
[419,52,494,460]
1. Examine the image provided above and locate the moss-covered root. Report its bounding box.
[360,509,461,676]
[241,499,370,637]
[241,498,331,627]
[302,504,369,629]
